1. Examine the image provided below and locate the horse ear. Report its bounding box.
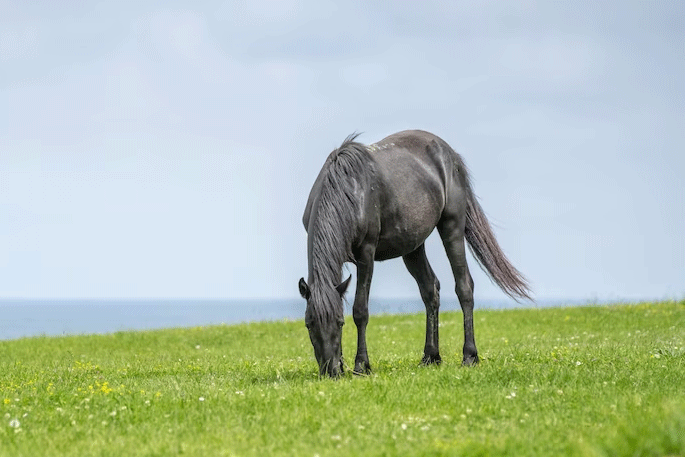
[299,278,310,299]
[335,275,352,297]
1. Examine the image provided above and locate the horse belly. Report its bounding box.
[374,190,443,260]
[369,142,448,261]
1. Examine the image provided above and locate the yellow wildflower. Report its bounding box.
[99,382,113,394]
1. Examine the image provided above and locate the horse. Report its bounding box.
[298,130,532,377]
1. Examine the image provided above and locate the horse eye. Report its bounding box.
[305,317,315,329]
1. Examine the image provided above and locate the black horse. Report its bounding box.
[299,130,531,377]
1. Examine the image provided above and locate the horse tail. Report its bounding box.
[458,159,533,302]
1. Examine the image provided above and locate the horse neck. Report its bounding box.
[305,217,349,323]
[306,203,351,289]
[306,151,364,290]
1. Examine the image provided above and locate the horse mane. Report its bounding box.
[309,133,374,324]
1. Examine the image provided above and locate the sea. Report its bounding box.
[0,297,588,341]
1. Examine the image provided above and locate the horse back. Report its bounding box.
[367,130,462,260]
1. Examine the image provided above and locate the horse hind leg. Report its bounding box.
[402,244,442,365]
[438,220,479,365]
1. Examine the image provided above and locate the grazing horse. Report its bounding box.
[298,130,531,377]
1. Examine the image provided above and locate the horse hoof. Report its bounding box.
[462,354,479,366]
[353,361,372,376]
[421,354,442,366]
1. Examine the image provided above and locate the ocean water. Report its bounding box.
[0,297,567,341]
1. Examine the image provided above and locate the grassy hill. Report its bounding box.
[1,301,684,456]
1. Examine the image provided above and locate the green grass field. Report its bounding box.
[1,301,684,456]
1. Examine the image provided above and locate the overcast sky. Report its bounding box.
[1,1,683,302]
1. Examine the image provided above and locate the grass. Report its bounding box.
[1,300,684,456]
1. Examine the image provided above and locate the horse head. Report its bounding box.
[298,276,351,377]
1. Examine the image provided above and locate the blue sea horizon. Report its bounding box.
[0,297,633,341]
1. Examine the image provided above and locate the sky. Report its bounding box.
[1,1,683,302]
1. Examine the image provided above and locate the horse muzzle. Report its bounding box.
[319,356,344,378]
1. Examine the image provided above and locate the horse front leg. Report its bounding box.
[352,246,375,375]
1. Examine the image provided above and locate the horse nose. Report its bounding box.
[328,359,344,378]
[319,358,343,378]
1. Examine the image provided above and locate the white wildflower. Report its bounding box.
[9,419,20,428]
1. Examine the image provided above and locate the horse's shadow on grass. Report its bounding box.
[244,359,369,385]
[247,367,319,385]
[245,357,448,385]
